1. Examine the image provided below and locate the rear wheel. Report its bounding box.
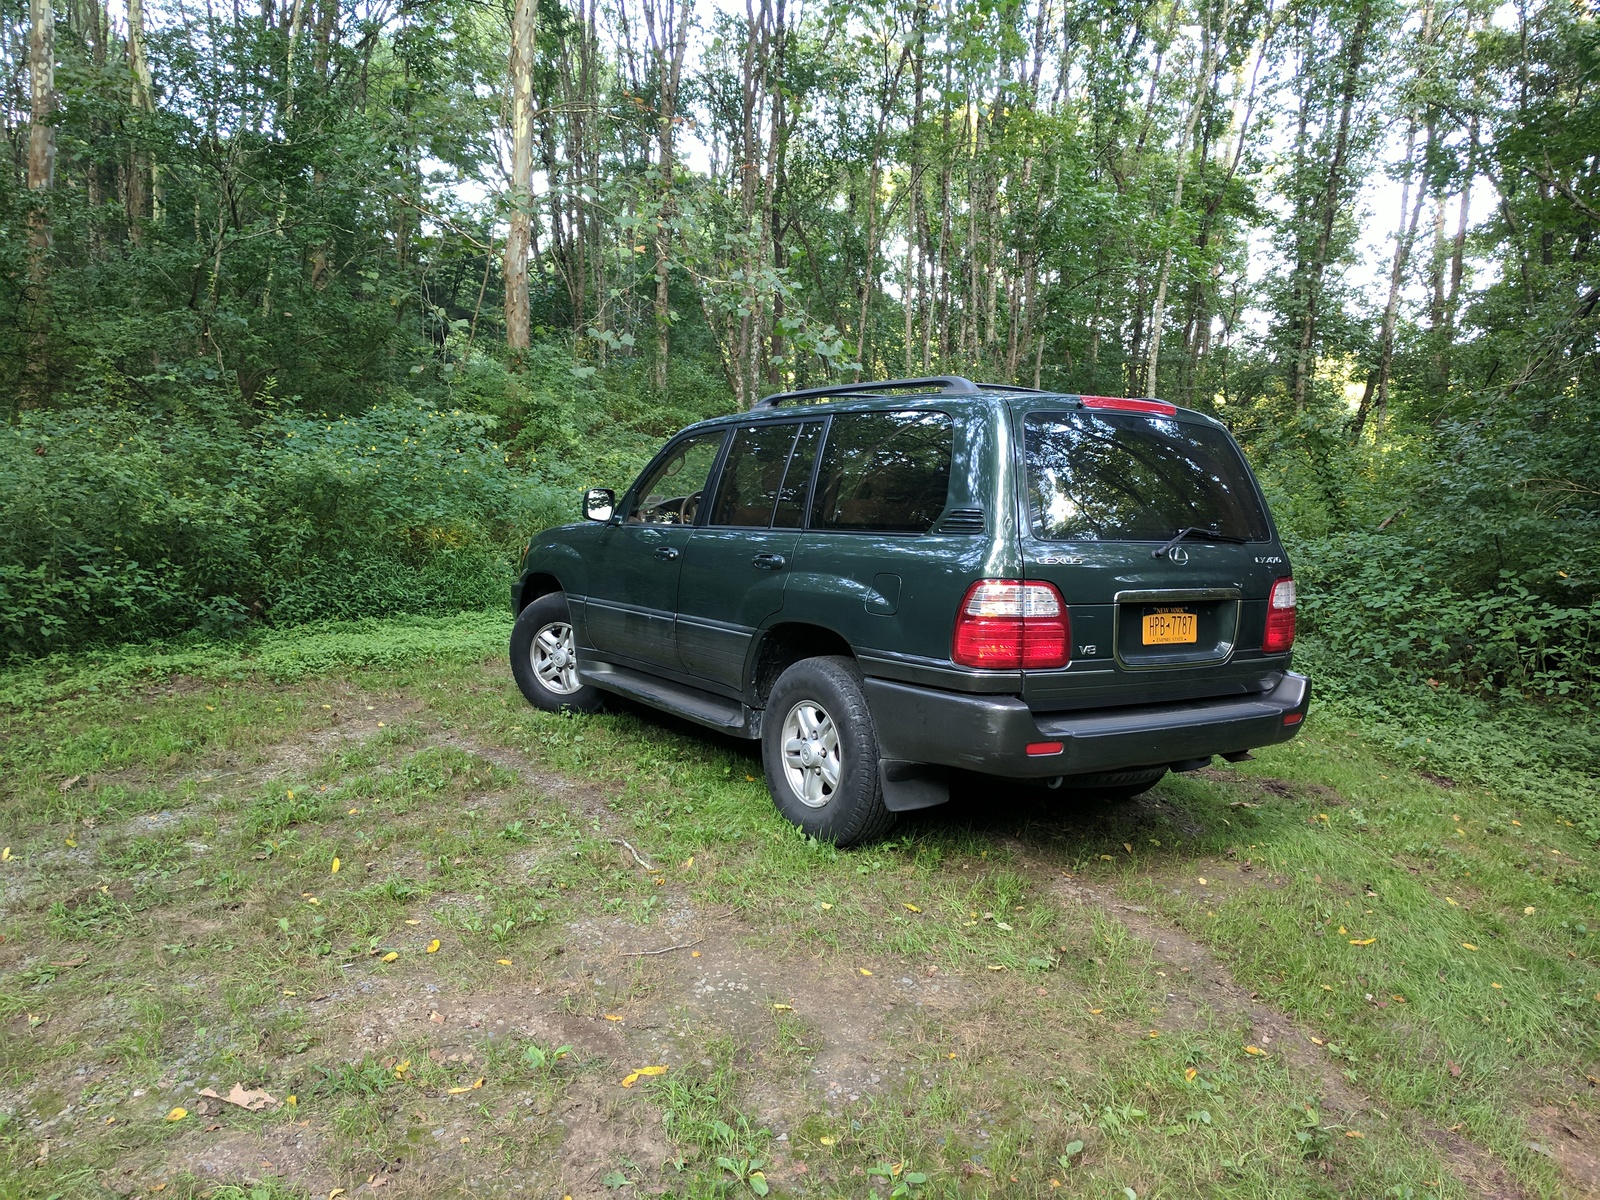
[1058,765,1167,802]
[510,592,603,713]
[762,656,895,847]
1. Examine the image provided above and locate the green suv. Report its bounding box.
[510,377,1307,845]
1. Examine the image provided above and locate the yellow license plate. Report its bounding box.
[1142,610,1197,645]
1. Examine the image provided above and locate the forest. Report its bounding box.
[1,0,1596,795]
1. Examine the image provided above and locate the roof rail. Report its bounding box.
[975,382,1049,395]
[752,376,979,409]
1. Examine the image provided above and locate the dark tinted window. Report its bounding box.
[1024,412,1269,542]
[710,423,800,527]
[773,422,822,529]
[812,411,953,533]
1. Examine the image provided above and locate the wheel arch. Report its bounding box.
[748,622,854,708]
[515,571,565,614]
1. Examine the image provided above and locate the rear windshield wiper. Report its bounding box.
[1152,526,1248,559]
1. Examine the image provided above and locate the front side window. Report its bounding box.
[709,423,801,527]
[629,431,726,525]
[1024,412,1270,542]
[811,411,953,533]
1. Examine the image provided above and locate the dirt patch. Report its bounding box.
[161,1123,334,1196]
[1528,1104,1600,1198]
[1424,1126,1528,1200]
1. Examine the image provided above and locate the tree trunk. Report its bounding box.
[504,0,537,359]
[649,0,692,394]
[1290,0,1373,413]
[26,0,55,405]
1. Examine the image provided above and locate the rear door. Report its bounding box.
[676,421,820,693]
[1015,403,1288,710]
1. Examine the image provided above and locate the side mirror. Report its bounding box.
[583,487,616,523]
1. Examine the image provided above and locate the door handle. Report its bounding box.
[654,546,680,562]
[752,553,786,570]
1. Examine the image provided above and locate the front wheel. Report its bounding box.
[510,592,603,713]
[762,656,895,847]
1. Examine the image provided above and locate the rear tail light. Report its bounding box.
[1079,396,1178,416]
[952,579,1070,669]
[1263,577,1297,653]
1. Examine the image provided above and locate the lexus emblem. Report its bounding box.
[1169,546,1189,565]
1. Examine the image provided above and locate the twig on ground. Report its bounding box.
[611,837,656,872]
[625,938,704,957]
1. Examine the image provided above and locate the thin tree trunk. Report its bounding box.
[648,0,691,394]
[26,0,55,405]
[1352,117,1428,439]
[504,0,537,358]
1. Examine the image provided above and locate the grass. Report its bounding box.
[0,610,1595,1197]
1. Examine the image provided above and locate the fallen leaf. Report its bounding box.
[1349,938,1377,946]
[1448,1061,1462,1078]
[197,1084,279,1112]
[1461,943,1478,951]
[1,847,10,862]
[1346,1130,1365,1139]
[427,939,441,953]
[620,1065,668,1088]
[1089,1008,1104,1015]
[65,837,77,848]
[1244,1046,1266,1056]
[604,1014,623,1021]
[59,775,81,793]
[331,857,341,874]
[691,950,701,958]
[404,919,421,925]
[772,1003,793,1011]
[1185,1068,1197,1081]
[429,1011,444,1024]
[1524,907,1536,915]
[859,968,873,976]
[1491,982,1502,989]
[286,1095,297,1106]
[382,952,399,963]
[330,1190,346,1200]
[1197,877,1207,885]
[165,1107,187,1122]
[988,965,1007,971]
[1147,1030,1160,1038]
[819,902,833,910]
[1310,1036,1325,1045]
[819,1136,836,1146]
[496,958,512,966]
[902,903,922,913]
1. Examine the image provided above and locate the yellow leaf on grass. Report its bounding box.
[691,950,701,958]
[1462,943,1478,951]
[65,837,77,848]
[1491,982,1502,989]
[620,1065,668,1088]
[497,958,512,966]
[330,1190,346,1200]
[1147,1030,1160,1039]
[1,847,9,861]
[859,968,873,976]
[1089,1008,1104,1015]
[286,1095,297,1106]
[166,1107,187,1121]
[1445,897,1459,906]
[1338,926,1347,934]
[1185,1068,1197,1081]
[447,1078,485,1094]
[382,952,399,963]
[427,939,441,954]
[903,903,922,913]
[819,1136,836,1146]
[772,1003,793,1011]
[331,857,341,874]
[1311,1036,1325,1045]
[1244,1046,1266,1056]
[820,902,833,910]
[405,919,421,925]
[1524,907,1536,915]
[1197,877,1207,885]
[1349,938,1377,946]
[1345,1130,1365,1139]
[988,965,1007,972]
[604,1014,623,1021]
[1124,843,1133,854]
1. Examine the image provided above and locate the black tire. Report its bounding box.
[762,656,896,847]
[510,592,604,713]
[1058,765,1167,802]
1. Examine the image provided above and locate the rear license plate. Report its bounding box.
[1143,610,1197,645]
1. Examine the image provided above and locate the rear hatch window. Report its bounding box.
[1023,411,1269,543]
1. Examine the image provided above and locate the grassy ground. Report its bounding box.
[1,613,1597,1199]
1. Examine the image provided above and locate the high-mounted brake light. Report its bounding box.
[1263,577,1297,653]
[952,580,1070,669]
[1079,396,1178,416]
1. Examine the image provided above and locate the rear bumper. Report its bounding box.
[864,672,1310,778]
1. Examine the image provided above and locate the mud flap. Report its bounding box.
[879,760,950,812]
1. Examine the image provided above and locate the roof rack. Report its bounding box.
[975,382,1049,395]
[752,376,980,409]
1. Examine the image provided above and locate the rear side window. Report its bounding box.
[710,423,800,527]
[812,411,953,534]
[1024,412,1270,542]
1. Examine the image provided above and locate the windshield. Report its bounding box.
[1024,411,1270,542]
